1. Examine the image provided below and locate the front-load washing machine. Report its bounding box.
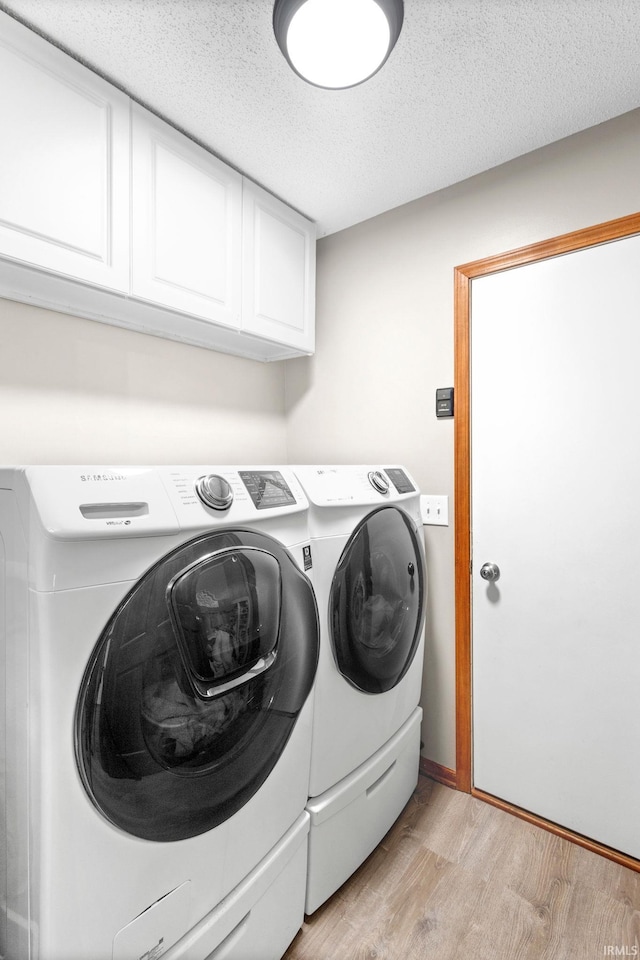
[0,465,319,960]
[292,465,427,913]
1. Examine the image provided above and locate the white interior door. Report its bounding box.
[471,233,640,859]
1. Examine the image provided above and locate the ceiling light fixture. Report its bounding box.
[273,0,404,90]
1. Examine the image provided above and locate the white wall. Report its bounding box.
[0,300,287,464]
[285,107,640,772]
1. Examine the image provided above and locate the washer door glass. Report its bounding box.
[75,530,318,842]
[330,506,426,693]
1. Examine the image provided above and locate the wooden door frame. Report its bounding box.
[453,210,640,869]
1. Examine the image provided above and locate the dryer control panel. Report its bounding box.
[293,465,418,507]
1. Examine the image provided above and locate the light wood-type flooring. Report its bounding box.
[284,775,640,960]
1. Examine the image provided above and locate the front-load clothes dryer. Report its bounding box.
[292,465,427,913]
[0,466,319,960]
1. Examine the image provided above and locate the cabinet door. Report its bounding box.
[0,14,129,291]
[131,104,242,327]
[242,181,316,354]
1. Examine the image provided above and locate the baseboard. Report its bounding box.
[473,788,640,875]
[419,757,457,789]
[418,757,640,874]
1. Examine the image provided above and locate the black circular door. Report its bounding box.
[75,529,319,842]
[330,506,425,694]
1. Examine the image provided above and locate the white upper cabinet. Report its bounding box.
[242,181,315,355]
[0,15,130,291]
[0,12,315,360]
[131,105,242,327]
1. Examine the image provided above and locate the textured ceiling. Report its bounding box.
[2,0,640,237]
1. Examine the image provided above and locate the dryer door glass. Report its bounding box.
[330,506,426,693]
[75,530,318,842]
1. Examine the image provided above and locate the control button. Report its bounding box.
[368,470,389,495]
[195,474,234,511]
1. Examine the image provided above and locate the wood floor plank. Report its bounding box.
[284,777,640,960]
[571,840,640,908]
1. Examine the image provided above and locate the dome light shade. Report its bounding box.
[273,0,404,90]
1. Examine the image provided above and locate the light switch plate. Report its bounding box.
[420,495,449,526]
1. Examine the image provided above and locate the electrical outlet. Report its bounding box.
[420,495,449,526]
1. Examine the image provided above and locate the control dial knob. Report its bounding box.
[195,474,234,511]
[368,470,389,495]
